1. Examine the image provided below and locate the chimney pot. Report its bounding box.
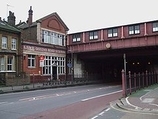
[28,6,33,25]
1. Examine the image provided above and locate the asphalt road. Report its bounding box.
[0,84,122,119]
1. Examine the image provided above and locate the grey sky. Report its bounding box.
[1,0,158,33]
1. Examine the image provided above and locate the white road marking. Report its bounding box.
[126,97,140,109]
[150,103,158,107]
[91,115,98,119]
[91,108,110,119]
[0,102,8,105]
[105,107,111,111]
[19,85,121,102]
[99,111,105,116]
[81,90,122,101]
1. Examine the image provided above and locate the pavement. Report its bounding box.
[110,84,158,115]
[0,83,47,94]
[0,81,88,94]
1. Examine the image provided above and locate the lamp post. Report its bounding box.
[71,52,74,82]
[68,50,74,82]
[123,53,127,97]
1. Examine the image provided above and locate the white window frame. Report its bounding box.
[72,34,81,42]
[58,57,65,74]
[89,31,98,40]
[11,38,16,50]
[129,25,140,35]
[7,56,13,71]
[2,37,7,49]
[28,55,36,68]
[42,30,65,46]
[108,28,118,37]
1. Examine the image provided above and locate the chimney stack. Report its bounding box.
[7,11,16,26]
[28,6,33,25]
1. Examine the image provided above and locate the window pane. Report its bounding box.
[135,25,140,34]
[2,37,7,49]
[129,26,134,34]
[94,31,98,39]
[0,57,5,71]
[113,29,118,37]
[42,30,65,46]
[28,55,36,67]
[89,32,93,39]
[7,56,13,71]
[153,22,158,32]
[11,39,16,50]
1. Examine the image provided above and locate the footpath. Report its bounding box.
[0,80,96,94]
[110,84,158,115]
[0,82,72,94]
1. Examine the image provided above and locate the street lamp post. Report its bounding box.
[71,52,74,82]
[67,50,74,82]
[123,53,127,97]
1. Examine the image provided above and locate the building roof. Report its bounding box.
[37,12,69,31]
[68,19,158,35]
[18,12,69,31]
[0,20,20,33]
[17,21,37,29]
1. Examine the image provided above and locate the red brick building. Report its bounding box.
[18,6,69,82]
[67,20,158,83]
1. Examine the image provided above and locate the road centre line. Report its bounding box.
[19,85,121,102]
[99,111,105,116]
[0,102,8,105]
[105,107,111,111]
[81,90,122,102]
[91,115,98,119]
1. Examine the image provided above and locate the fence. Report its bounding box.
[3,72,30,86]
[122,70,158,97]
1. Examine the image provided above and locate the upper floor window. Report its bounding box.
[7,56,13,71]
[153,22,158,32]
[2,37,7,49]
[72,34,81,42]
[108,28,118,37]
[129,25,140,35]
[89,31,98,40]
[11,38,16,50]
[28,55,36,68]
[42,30,65,46]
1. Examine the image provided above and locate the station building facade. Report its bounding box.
[67,20,158,82]
[18,7,69,82]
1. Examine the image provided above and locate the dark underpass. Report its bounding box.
[77,47,158,84]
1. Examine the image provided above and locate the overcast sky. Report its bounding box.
[1,0,158,33]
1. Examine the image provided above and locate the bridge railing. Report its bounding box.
[122,70,158,97]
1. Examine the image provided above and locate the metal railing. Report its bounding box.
[122,70,158,97]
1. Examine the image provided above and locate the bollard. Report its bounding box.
[122,69,127,97]
[129,71,132,95]
[33,73,34,88]
[142,72,144,88]
[134,73,136,92]
[138,72,141,90]
[146,71,148,87]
